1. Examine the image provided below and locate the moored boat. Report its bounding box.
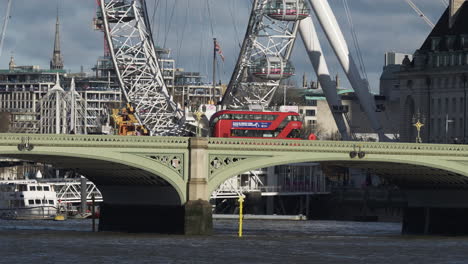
[0,180,58,220]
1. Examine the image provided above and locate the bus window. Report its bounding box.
[279,119,289,128]
[287,129,301,138]
[267,115,278,121]
[274,130,281,137]
[211,117,219,128]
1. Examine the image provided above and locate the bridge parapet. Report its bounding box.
[0,134,190,149]
[207,138,468,157]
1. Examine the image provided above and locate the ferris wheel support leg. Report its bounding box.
[299,16,350,140]
[307,0,387,141]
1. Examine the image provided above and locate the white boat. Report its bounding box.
[0,180,58,220]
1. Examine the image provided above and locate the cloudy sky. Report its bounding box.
[0,0,447,92]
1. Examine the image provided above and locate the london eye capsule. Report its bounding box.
[250,56,295,80]
[265,0,309,21]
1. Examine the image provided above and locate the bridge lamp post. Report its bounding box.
[445,114,454,144]
[194,111,204,137]
[412,112,425,143]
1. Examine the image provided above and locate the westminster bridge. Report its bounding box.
[2,134,468,235]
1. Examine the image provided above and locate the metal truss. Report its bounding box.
[210,170,265,199]
[53,180,103,204]
[98,0,184,135]
[221,0,302,109]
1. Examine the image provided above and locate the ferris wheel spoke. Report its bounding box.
[98,0,183,136]
[222,0,309,109]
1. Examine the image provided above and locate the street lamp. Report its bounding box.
[194,111,204,137]
[412,112,425,143]
[445,113,454,144]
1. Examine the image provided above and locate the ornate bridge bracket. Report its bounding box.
[209,154,272,179]
[145,154,185,179]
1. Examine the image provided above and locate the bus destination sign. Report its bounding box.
[232,122,272,129]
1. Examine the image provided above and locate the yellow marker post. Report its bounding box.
[238,196,244,237]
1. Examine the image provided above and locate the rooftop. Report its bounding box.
[420,2,468,51]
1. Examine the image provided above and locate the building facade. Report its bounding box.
[399,0,468,143]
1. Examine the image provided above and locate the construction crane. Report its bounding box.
[110,103,150,136]
[404,0,435,29]
[0,0,12,59]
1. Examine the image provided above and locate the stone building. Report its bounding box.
[296,87,399,141]
[399,0,468,143]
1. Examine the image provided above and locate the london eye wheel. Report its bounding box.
[97,0,183,136]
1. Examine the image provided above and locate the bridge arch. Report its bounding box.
[0,149,187,205]
[207,153,468,197]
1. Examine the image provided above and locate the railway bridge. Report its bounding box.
[1,134,468,235]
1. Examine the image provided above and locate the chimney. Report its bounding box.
[449,0,465,28]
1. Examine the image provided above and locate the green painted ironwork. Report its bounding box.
[0,134,467,202]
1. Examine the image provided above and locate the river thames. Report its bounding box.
[0,219,467,263]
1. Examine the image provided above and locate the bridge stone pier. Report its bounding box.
[2,134,468,235]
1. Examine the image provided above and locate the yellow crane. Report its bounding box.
[110,104,149,136]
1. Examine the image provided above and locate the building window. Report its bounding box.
[445,98,449,113]
[438,98,442,114]
[461,98,464,113]
[446,36,456,51]
[460,118,464,135]
[453,98,457,113]
[407,79,413,88]
[461,35,468,49]
[431,37,441,51]
[437,118,442,136]
[307,119,317,129]
[305,110,316,116]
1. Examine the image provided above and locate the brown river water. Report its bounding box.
[0,219,467,264]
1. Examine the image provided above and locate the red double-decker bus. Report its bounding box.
[209,110,303,139]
